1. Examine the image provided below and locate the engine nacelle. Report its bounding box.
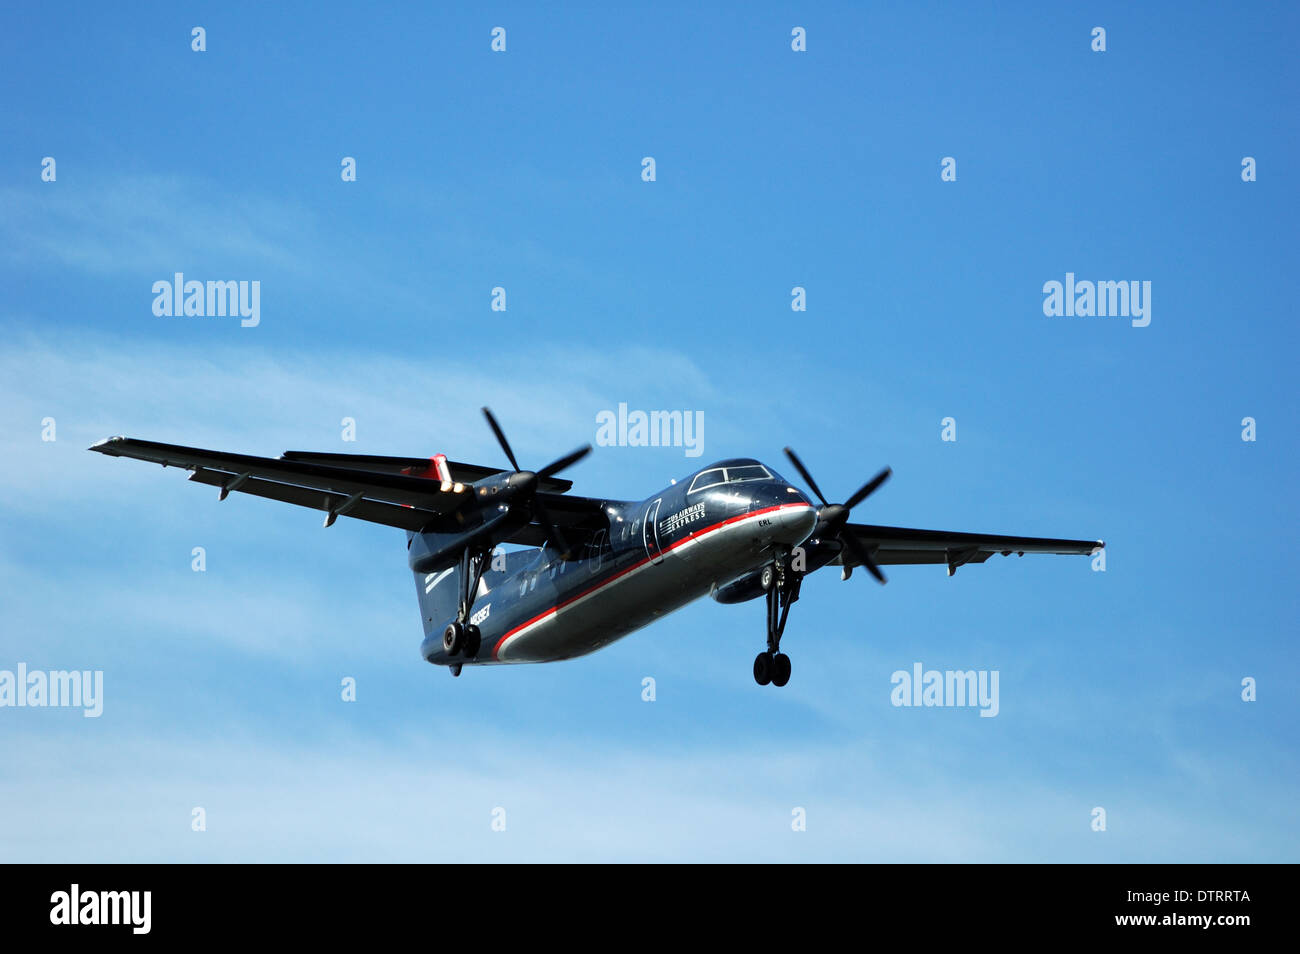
[409,509,515,573]
[711,569,767,604]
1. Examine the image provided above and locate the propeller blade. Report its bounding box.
[859,551,887,585]
[840,530,887,585]
[537,444,591,480]
[783,447,829,507]
[532,498,572,559]
[482,407,521,472]
[843,467,892,511]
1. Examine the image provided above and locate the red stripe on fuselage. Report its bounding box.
[491,502,811,660]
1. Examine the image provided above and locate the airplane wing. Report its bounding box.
[834,523,1103,576]
[90,436,476,532]
[89,436,608,542]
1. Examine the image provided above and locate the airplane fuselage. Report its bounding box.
[418,459,816,666]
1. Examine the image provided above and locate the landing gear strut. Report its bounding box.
[754,548,800,688]
[443,545,488,662]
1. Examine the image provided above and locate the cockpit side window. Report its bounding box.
[686,468,726,494]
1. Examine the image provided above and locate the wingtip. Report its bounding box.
[88,436,123,452]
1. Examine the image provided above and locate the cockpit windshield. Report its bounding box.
[687,463,773,494]
[724,464,771,483]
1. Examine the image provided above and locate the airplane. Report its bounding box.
[89,409,1103,686]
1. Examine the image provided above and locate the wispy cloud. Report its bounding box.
[0,175,315,276]
[0,333,732,509]
[5,726,1289,862]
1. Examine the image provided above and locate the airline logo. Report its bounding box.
[660,502,705,535]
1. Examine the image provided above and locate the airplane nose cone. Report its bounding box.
[776,500,817,544]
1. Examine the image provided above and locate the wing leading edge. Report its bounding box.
[835,523,1103,576]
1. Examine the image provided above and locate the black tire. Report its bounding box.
[443,622,464,656]
[464,624,482,658]
[753,651,774,686]
[772,653,791,687]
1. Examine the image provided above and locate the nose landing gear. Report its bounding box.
[754,548,801,688]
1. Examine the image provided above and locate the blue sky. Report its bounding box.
[1,2,1296,861]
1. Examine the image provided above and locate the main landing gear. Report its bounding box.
[753,549,801,688]
[442,545,488,666]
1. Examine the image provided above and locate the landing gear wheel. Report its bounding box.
[771,653,791,687]
[442,621,464,656]
[760,565,775,590]
[753,651,774,686]
[464,624,482,659]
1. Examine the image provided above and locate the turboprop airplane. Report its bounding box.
[89,409,1103,686]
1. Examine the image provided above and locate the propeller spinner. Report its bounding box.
[783,447,891,584]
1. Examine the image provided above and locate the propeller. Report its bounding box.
[783,447,891,584]
[483,407,591,558]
